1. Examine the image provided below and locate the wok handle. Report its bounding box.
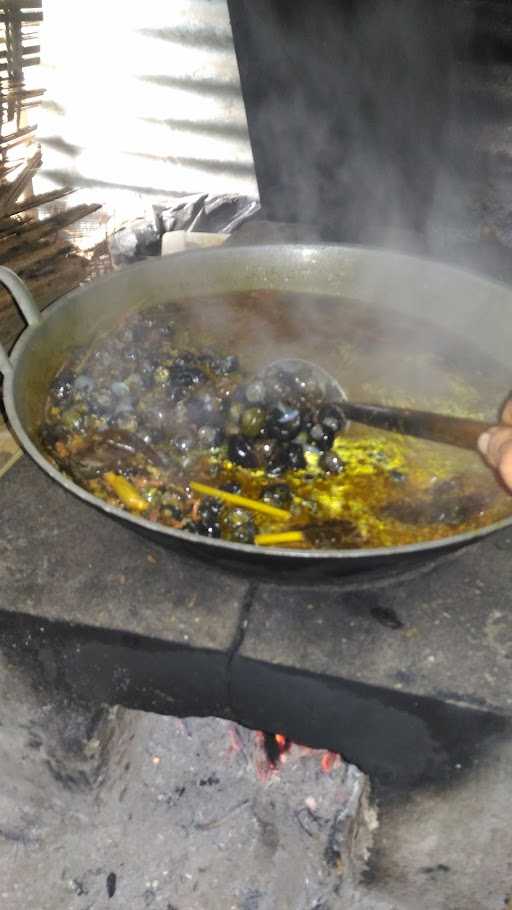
[0,267,41,377]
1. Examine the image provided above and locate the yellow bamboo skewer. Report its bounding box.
[254,530,305,546]
[189,481,291,522]
[104,472,149,512]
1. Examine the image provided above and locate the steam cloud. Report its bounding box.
[229,0,508,268]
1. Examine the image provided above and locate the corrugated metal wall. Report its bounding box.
[35,0,258,199]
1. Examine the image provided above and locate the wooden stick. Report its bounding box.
[0,86,45,99]
[1,186,74,218]
[0,163,25,180]
[0,0,43,8]
[0,131,36,151]
[0,216,24,233]
[0,202,101,253]
[3,241,73,275]
[0,12,43,23]
[0,146,41,213]
[0,123,35,144]
[0,56,39,71]
[0,45,40,61]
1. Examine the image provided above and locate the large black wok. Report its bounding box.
[2,244,512,576]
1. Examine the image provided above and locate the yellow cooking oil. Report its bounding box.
[218,423,511,549]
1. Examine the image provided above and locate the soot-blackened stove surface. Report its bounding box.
[1,458,511,787]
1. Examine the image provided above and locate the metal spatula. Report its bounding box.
[263,358,489,451]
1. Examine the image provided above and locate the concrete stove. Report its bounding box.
[1,457,511,790]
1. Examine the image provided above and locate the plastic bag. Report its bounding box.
[158,193,260,235]
[108,193,260,267]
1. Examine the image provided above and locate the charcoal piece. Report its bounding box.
[370,606,404,630]
[106,872,117,898]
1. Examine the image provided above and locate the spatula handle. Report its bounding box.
[343,402,489,450]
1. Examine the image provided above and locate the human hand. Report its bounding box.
[478,399,512,491]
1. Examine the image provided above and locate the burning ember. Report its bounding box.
[261,730,291,766]
[244,729,344,780]
[321,750,342,773]
[274,732,287,751]
[226,724,344,783]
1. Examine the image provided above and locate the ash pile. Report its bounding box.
[0,709,375,910]
[86,716,375,909]
[130,717,375,910]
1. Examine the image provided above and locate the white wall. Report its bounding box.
[35,0,258,202]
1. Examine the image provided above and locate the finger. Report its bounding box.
[502,398,512,426]
[481,426,512,468]
[498,439,512,491]
[478,431,490,456]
